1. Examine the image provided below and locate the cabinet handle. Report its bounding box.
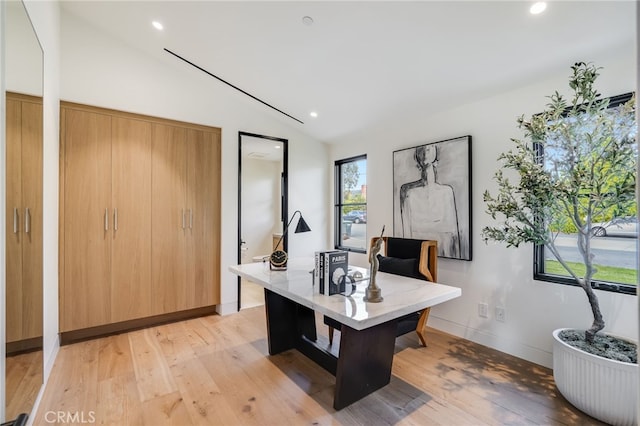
[104,208,109,231]
[25,208,30,234]
[182,209,186,230]
[189,209,193,230]
[13,208,18,234]
[114,208,118,232]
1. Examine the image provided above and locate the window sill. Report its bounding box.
[533,272,637,296]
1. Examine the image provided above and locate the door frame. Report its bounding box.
[237,131,288,311]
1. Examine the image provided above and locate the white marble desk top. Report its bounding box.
[229,258,461,331]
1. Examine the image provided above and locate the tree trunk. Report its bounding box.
[580,278,605,343]
[575,229,604,344]
[546,241,604,342]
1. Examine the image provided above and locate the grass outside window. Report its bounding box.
[544,260,637,286]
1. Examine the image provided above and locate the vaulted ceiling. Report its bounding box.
[61,1,636,142]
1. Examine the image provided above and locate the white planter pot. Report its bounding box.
[553,328,638,426]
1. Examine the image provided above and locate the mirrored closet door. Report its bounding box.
[4,0,44,421]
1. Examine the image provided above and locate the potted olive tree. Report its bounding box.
[482,62,637,425]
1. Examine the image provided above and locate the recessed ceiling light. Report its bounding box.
[152,21,164,30]
[310,111,318,118]
[529,2,547,15]
[302,16,314,26]
[275,145,281,149]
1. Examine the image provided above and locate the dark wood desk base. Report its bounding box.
[264,289,398,410]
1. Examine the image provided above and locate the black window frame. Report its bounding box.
[532,92,637,296]
[334,154,367,253]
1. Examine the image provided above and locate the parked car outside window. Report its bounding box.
[343,210,367,224]
[591,216,638,237]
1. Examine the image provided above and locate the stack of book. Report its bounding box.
[314,250,349,295]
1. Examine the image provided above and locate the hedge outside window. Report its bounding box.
[533,92,637,295]
[335,155,367,253]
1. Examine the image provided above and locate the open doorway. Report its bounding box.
[237,132,288,311]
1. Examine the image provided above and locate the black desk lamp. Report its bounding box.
[270,210,311,270]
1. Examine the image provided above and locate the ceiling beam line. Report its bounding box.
[164,48,304,125]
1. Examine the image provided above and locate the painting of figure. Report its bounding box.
[393,136,472,261]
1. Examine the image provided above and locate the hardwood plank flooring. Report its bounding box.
[5,349,43,420]
[33,306,604,425]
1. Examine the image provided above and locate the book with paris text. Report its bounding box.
[324,251,349,295]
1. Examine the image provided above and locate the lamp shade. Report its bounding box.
[294,216,311,234]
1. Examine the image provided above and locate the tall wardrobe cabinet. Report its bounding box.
[60,103,221,337]
[151,124,220,316]
[6,92,43,348]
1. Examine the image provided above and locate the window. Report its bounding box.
[335,155,367,252]
[534,93,637,295]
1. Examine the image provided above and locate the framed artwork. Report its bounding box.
[393,135,472,261]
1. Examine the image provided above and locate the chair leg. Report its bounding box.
[416,308,431,347]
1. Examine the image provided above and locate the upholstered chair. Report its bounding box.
[324,237,438,347]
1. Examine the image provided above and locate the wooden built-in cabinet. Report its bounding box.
[151,125,220,316]
[111,117,153,323]
[60,107,112,330]
[60,102,221,336]
[6,92,43,349]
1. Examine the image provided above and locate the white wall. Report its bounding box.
[241,158,281,262]
[330,44,638,368]
[59,11,329,315]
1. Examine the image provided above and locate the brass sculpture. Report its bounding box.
[364,226,385,302]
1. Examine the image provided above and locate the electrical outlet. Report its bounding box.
[496,306,506,322]
[478,303,489,318]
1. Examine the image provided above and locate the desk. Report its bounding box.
[229,258,461,409]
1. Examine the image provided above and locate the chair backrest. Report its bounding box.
[371,237,438,282]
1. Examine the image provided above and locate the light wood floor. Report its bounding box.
[5,349,42,420]
[33,306,604,425]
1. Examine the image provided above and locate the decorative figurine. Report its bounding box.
[364,225,385,303]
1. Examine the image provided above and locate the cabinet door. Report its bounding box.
[6,98,23,343]
[6,97,43,342]
[111,117,152,322]
[62,108,112,331]
[186,129,221,308]
[20,99,43,339]
[151,123,187,315]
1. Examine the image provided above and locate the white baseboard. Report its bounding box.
[43,338,60,380]
[428,315,553,369]
[216,302,238,316]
